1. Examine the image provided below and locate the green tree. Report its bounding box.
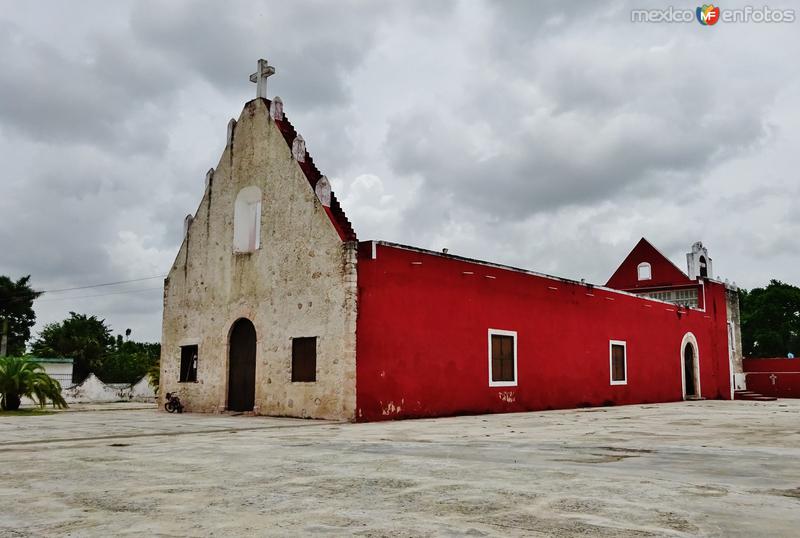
[31,313,114,383]
[98,337,160,384]
[740,280,800,358]
[0,275,42,356]
[0,357,68,411]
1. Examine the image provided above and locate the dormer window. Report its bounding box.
[233,186,262,252]
[637,262,652,281]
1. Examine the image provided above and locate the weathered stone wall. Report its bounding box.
[160,99,357,420]
[725,286,745,388]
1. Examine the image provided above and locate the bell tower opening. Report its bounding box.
[687,242,712,280]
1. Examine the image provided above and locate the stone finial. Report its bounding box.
[315,176,331,207]
[292,135,306,162]
[227,119,236,147]
[249,59,275,99]
[205,168,215,189]
[183,214,193,238]
[270,97,284,121]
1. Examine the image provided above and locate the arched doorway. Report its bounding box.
[228,318,257,412]
[680,333,701,400]
[683,342,700,398]
[683,344,697,397]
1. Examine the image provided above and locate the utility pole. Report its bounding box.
[0,318,8,357]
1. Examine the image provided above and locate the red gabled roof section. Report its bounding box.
[606,237,694,291]
[267,99,357,242]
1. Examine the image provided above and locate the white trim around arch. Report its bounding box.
[680,332,701,399]
[637,262,652,281]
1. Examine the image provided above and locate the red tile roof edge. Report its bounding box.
[259,98,357,242]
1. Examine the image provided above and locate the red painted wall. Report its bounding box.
[743,359,800,398]
[355,243,732,422]
[606,238,695,291]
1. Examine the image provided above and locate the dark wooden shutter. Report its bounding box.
[612,344,625,382]
[501,336,514,381]
[292,337,317,382]
[491,335,502,382]
[491,334,515,382]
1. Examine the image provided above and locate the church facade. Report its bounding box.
[160,64,738,421]
[161,96,358,420]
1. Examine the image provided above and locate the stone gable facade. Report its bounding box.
[160,98,357,420]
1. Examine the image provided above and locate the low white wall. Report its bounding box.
[19,374,158,406]
[63,374,122,403]
[130,376,156,401]
[61,374,156,403]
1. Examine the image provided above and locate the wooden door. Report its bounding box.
[228,318,257,411]
[684,345,696,397]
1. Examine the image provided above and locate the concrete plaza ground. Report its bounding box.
[1,401,799,537]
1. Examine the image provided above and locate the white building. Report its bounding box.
[34,357,74,387]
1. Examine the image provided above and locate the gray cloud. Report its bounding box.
[0,0,798,344]
[385,19,778,224]
[0,19,179,155]
[128,0,400,110]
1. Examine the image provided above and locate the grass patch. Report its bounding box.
[0,408,56,417]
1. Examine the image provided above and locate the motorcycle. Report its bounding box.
[164,392,184,413]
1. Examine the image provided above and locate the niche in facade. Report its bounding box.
[233,186,262,252]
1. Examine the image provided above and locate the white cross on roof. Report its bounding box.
[250,59,275,99]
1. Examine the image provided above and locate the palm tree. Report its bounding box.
[147,361,160,393]
[0,357,68,411]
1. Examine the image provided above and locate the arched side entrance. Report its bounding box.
[228,318,257,412]
[680,333,701,400]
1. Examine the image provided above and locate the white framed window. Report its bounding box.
[641,288,698,308]
[609,340,627,385]
[488,329,517,387]
[233,186,262,252]
[637,262,652,281]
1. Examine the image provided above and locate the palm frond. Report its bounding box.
[0,357,68,410]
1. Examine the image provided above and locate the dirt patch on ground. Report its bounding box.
[766,487,800,500]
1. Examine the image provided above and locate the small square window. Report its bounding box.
[179,345,198,382]
[610,341,627,385]
[489,330,517,387]
[292,337,317,382]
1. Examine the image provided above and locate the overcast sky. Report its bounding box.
[1,0,798,344]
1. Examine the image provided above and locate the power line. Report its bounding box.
[39,275,166,294]
[0,275,166,302]
[34,286,164,302]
